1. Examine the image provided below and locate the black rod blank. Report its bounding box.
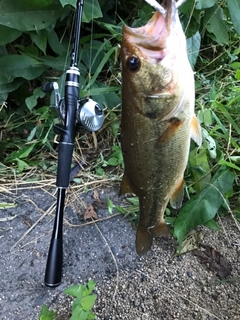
[44,0,84,287]
[44,189,65,287]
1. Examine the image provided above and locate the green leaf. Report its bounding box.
[178,0,195,15]
[48,30,66,55]
[70,307,88,320]
[0,203,17,209]
[59,0,76,7]
[195,0,215,9]
[0,55,45,85]
[40,55,69,71]
[0,78,25,94]
[203,5,229,44]
[5,143,37,162]
[202,128,217,159]
[29,29,49,54]
[17,158,30,171]
[107,197,114,214]
[82,0,102,23]
[189,147,211,192]
[0,92,8,104]
[235,70,240,80]
[81,295,97,311]
[204,219,220,231]
[174,166,235,244]
[127,197,139,206]
[197,108,213,126]
[0,26,22,45]
[70,305,83,320]
[25,87,45,111]
[0,1,65,31]
[227,0,240,35]
[84,280,96,295]
[27,127,38,142]
[39,304,57,320]
[107,157,118,166]
[218,159,240,171]
[87,311,96,320]
[85,46,115,91]
[230,62,240,70]
[187,31,201,68]
[64,285,84,298]
[215,102,240,135]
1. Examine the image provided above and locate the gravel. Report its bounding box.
[0,186,239,319]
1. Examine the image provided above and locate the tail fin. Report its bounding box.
[136,224,153,255]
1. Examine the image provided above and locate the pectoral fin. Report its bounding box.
[170,178,184,209]
[156,117,184,146]
[120,172,133,195]
[191,114,202,146]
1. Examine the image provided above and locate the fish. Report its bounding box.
[120,0,202,255]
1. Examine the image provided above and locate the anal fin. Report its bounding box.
[149,220,170,238]
[120,172,133,195]
[191,114,202,146]
[170,178,184,209]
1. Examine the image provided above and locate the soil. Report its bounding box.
[0,184,239,320]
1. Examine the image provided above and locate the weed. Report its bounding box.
[39,280,97,320]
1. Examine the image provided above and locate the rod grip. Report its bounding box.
[44,238,63,287]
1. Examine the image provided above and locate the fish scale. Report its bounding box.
[120,0,202,255]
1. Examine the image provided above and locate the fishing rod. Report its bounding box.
[42,0,104,287]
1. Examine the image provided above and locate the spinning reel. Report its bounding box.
[42,79,104,133]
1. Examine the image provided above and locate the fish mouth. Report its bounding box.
[122,0,177,59]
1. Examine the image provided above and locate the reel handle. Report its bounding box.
[41,82,55,93]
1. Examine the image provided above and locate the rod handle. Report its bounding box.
[44,237,63,287]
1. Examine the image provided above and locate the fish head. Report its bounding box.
[121,0,192,109]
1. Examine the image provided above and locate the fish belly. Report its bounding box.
[121,95,191,254]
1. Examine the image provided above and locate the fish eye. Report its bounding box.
[126,56,141,72]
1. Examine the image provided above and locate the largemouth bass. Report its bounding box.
[120,0,202,255]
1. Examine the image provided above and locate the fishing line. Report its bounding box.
[60,8,76,95]
[176,0,187,9]
[88,0,95,97]
[144,0,187,14]
[144,0,166,16]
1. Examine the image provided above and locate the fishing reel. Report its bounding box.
[42,81,104,132]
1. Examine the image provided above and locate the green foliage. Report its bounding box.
[39,304,59,320]
[0,0,120,169]
[107,196,140,223]
[64,280,97,320]
[179,0,240,67]
[39,280,97,320]
[174,166,235,244]
[95,144,123,176]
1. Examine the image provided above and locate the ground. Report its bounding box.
[0,183,239,320]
